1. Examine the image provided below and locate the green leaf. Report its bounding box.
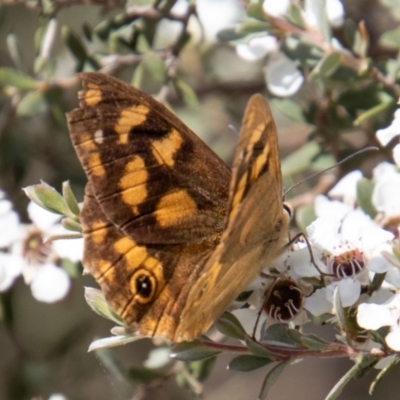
[132,61,145,89]
[300,334,329,350]
[356,178,377,219]
[0,67,37,90]
[353,95,394,126]
[170,340,221,362]
[84,287,124,325]
[217,27,247,42]
[245,337,273,358]
[247,3,266,21]
[286,4,306,28]
[215,311,246,339]
[189,357,217,382]
[370,272,387,293]
[310,52,341,81]
[62,26,87,64]
[262,324,298,347]
[229,355,272,372]
[173,79,199,107]
[333,287,351,346]
[17,90,48,117]
[62,181,80,217]
[61,217,82,233]
[325,354,379,400]
[6,33,24,72]
[88,334,142,351]
[369,356,398,395]
[271,98,305,123]
[258,361,289,400]
[23,182,70,216]
[380,26,400,49]
[143,52,167,83]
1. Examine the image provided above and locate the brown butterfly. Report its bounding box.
[67,72,290,342]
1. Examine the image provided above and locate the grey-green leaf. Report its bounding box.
[170,340,221,362]
[229,355,272,372]
[356,178,377,219]
[215,311,246,339]
[258,361,289,400]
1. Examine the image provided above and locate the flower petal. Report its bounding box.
[31,264,70,303]
[357,302,395,330]
[265,54,303,97]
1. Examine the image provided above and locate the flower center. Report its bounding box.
[22,229,52,265]
[263,278,304,321]
[329,249,365,278]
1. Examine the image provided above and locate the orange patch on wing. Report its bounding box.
[88,153,106,177]
[251,142,269,181]
[84,88,102,107]
[91,221,109,244]
[155,190,197,227]
[229,173,247,224]
[151,128,183,167]
[119,156,148,211]
[95,259,113,280]
[114,105,149,144]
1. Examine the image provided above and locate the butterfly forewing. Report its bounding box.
[67,73,230,245]
[175,95,289,342]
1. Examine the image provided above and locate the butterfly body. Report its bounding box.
[67,72,288,342]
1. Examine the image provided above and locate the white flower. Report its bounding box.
[325,0,345,27]
[0,190,23,291]
[328,170,362,204]
[372,162,400,223]
[298,196,394,316]
[48,394,68,400]
[262,0,290,17]
[393,143,400,168]
[308,208,393,258]
[236,35,278,62]
[5,201,83,302]
[376,109,400,146]
[304,0,344,29]
[314,194,352,220]
[305,278,362,316]
[27,201,83,263]
[196,0,242,41]
[31,264,71,303]
[0,190,20,248]
[265,54,304,97]
[357,294,400,351]
[0,253,24,291]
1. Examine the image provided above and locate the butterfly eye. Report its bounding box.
[282,202,293,219]
[131,270,157,303]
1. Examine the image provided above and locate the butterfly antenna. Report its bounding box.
[284,146,379,196]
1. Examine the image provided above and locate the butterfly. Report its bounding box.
[67,72,290,342]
